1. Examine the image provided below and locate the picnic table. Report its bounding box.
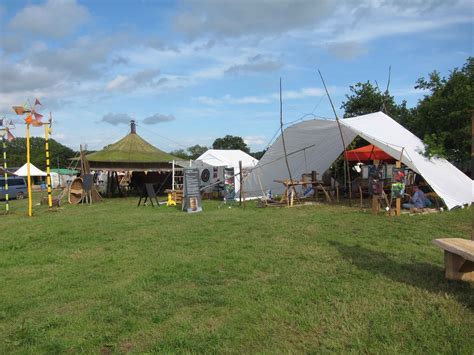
[432,238,474,282]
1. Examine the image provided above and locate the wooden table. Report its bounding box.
[432,238,474,282]
[274,179,332,206]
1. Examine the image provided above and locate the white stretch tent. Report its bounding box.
[14,163,47,177]
[197,149,259,195]
[245,112,472,210]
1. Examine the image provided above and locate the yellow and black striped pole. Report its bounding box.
[2,133,9,213]
[44,115,52,208]
[26,123,33,217]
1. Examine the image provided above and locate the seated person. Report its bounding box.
[302,185,315,198]
[402,185,432,209]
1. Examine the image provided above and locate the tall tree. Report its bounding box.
[187,144,208,160]
[408,57,473,171]
[341,81,411,123]
[212,135,250,153]
[169,148,189,160]
[170,145,208,160]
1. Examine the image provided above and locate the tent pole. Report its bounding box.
[239,160,243,206]
[318,70,352,206]
[279,78,294,207]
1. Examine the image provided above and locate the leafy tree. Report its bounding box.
[212,135,250,153]
[338,81,413,184]
[169,148,190,160]
[187,144,208,160]
[170,145,208,160]
[341,81,411,123]
[5,137,76,170]
[408,57,473,170]
[250,149,266,160]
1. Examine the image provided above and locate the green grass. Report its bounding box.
[0,194,473,353]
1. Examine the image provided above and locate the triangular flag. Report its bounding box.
[34,112,43,120]
[6,130,15,142]
[25,114,33,124]
[34,98,42,106]
[12,106,26,115]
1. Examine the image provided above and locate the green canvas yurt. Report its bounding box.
[87,121,177,171]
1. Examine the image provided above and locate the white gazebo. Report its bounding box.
[14,163,47,177]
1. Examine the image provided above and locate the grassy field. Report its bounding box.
[0,194,473,354]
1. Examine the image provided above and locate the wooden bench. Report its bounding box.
[432,238,474,282]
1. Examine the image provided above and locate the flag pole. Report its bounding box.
[26,122,33,217]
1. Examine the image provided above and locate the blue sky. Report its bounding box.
[0,0,472,153]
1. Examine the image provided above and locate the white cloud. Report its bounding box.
[173,0,336,38]
[196,87,325,106]
[0,59,63,93]
[106,75,130,91]
[274,88,326,100]
[244,135,267,146]
[326,41,369,60]
[225,54,283,75]
[105,69,163,92]
[10,0,90,38]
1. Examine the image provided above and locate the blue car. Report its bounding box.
[0,177,28,200]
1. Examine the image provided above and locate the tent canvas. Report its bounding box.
[245,112,472,210]
[197,149,259,195]
[14,163,47,177]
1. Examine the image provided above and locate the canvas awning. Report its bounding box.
[244,112,472,210]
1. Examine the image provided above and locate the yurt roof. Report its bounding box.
[86,121,177,170]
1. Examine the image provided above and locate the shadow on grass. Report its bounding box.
[330,241,474,310]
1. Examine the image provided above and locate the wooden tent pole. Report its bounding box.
[318,70,352,206]
[395,147,405,216]
[239,160,243,206]
[279,78,294,207]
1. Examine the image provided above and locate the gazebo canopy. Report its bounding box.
[344,144,394,162]
[14,163,47,177]
[86,121,177,171]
